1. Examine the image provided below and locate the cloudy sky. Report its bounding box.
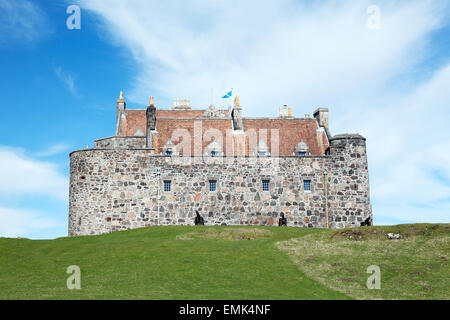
[0,0,449,238]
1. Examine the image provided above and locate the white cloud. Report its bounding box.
[0,0,52,44]
[75,0,447,109]
[75,0,450,224]
[54,66,77,95]
[35,143,71,157]
[0,207,64,238]
[0,147,69,201]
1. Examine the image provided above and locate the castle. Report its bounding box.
[68,93,372,236]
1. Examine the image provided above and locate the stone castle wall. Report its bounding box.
[68,135,371,236]
[94,136,146,149]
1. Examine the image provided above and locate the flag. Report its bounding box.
[222,89,233,98]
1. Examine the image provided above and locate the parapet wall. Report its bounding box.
[94,136,146,149]
[69,136,371,236]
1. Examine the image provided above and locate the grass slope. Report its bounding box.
[0,226,347,300]
[0,224,448,300]
[277,224,449,299]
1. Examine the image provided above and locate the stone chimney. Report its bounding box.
[314,107,329,132]
[232,95,243,130]
[146,96,156,148]
[115,91,126,136]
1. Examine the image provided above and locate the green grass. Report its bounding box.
[0,226,347,299]
[0,224,448,300]
[277,224,449,299]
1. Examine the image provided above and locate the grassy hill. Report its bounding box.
[0,224,448,300]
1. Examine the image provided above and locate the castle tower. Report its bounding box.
[328,134,372,227]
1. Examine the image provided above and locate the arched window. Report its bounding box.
[294,140,309,156]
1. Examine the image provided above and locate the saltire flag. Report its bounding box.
[222,89,233,98]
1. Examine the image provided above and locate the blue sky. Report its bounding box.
[0,0,449,238]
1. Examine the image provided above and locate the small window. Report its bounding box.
[262,179,270,192]
[258,152,266,157]
[209,180,217,192]
[163,180,171,192]
[298,152,306,156]
[304,180,311,192]
[211,151,217,157]
[166,150,172,156]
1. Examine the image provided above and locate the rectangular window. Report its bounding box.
[166,150,172,156]
[211,151,217,157]
[304,180,311,191]
[209,180,217,192]
[298,152,306,156]
[163,180,171,192]
[262,179,270,192]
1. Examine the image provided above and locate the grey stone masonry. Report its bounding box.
[94,136,146,149]
[68,135,371,236]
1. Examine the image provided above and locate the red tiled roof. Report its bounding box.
[118,109,329,156]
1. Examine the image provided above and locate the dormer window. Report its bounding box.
[205,141,222,156]
[255,140,270,157]
[162,139,178,156]
[294,141,309,156]
[133,128,144,136]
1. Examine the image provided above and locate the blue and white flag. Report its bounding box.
[222,89,233,98]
